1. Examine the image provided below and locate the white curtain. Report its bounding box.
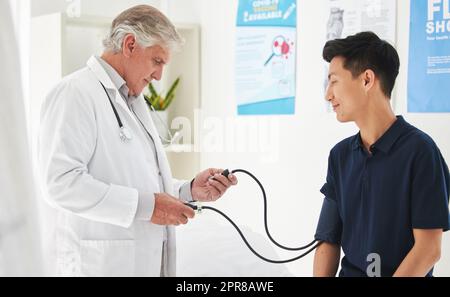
[9,0,31,123]
[0,0,42,276]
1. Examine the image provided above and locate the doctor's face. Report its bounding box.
[123,42,170,97]
[325,56,368,123]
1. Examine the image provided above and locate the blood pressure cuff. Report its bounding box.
[314,183,342,245]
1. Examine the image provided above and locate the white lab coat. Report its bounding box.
[38,56,185,277]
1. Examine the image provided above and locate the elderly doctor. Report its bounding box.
[38,5,237,277]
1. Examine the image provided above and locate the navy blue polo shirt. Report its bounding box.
[315,116,450,277]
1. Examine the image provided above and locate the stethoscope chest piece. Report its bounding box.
[119,126,133,142]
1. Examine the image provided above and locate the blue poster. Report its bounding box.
[235,0,297,115]
[408,0,450,112]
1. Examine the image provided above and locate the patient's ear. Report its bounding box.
[362,69,375,92]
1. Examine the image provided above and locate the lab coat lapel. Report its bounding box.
[132,98,176,276]
[86,56,138,127]
[132,98,174,196]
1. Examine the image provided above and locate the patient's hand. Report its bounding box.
[191,168,238,202]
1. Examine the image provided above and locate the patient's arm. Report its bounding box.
[393,228,442,277]
[313,242,340,277]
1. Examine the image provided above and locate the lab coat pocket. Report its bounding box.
[80,240,135,277]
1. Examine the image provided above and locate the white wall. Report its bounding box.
[163,0,202,23]
[32,0,161,18]
[173,0,450,276]
[30,13,64,276]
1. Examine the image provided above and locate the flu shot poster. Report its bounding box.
[408,0,450,112]
[235,0,297,115]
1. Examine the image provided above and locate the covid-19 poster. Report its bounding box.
[235,0,297,115]
[408,0,450,112]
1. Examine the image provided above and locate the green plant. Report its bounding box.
[144,77,180,111]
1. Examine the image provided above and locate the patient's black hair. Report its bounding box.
[323,31,400,98]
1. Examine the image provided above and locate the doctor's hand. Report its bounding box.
[191,168,238,202]
[151,193,195,226]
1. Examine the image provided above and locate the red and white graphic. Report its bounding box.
[264,35,294,66]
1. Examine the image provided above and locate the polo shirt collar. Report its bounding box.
[352,116,408,154]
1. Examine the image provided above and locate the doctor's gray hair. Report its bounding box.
[103,5,184,53]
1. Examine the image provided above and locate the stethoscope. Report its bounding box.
[100,81,179,146]
[186,169,322,264]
